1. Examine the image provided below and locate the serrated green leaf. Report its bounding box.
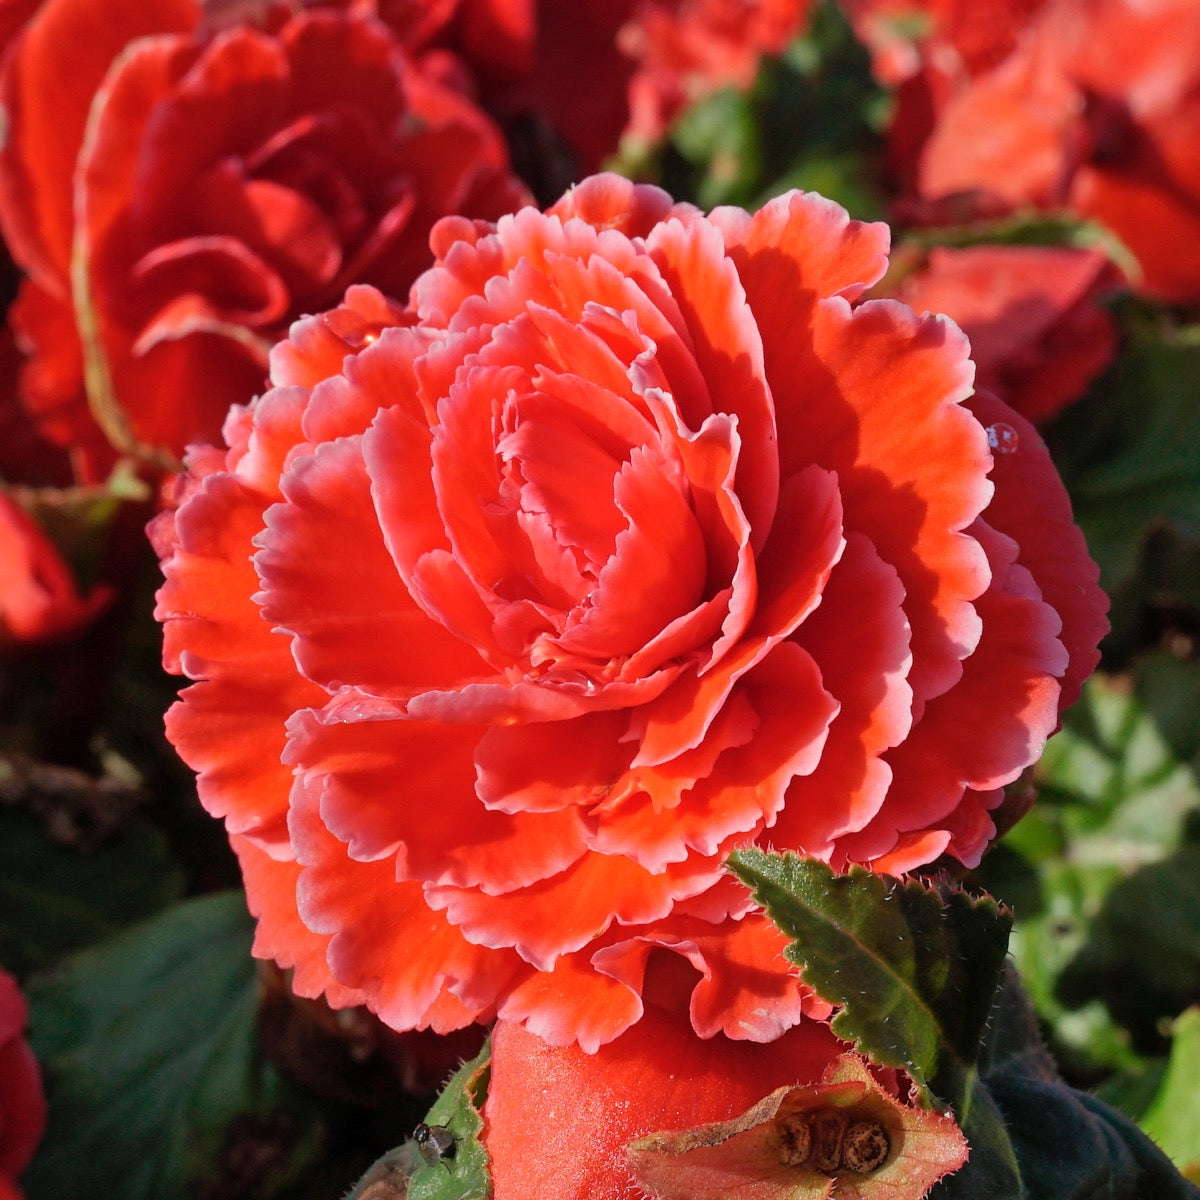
[407,1040,491,1200]
[729,852,1023,1195]
[24,891,321,1200]
[728,851,1011,1104]
[1139,1008,1200,1181]
[0,807,184,974]
[346,1040,493,1200]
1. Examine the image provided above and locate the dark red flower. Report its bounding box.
[891,244,1120,423]
[0,969,45,1200]
[0,0,529,479]
[154,175,1106,1051]
[0,491,110,645]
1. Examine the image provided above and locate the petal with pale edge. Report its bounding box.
[627,1053,968,1200]
[231,833,365,1010]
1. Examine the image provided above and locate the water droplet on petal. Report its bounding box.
[986,422,1019,455]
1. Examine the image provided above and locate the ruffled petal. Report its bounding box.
[232,833,365,1009]
[255,435,489,697]
[798,299,991,711]
[647,214,779,541]
[838,519,1067,866]
[425,849,720,972]
[774,532,913,855]
[964,390,1107,714]
[289,777,518,1031]
[286,691,589,892]
[157,469,322,851]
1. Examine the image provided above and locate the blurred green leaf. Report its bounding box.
[979,672,1200,1073]
[1137,650,1200,764]
[1044,325,1200,656]
[668,88,762,209]
[24,891,322,1200]
[638,0,886,215]
[0,807,183,975]
[1058,846,1200,1051]
[900,211,1141,280]
[1139,1008,1200,1182]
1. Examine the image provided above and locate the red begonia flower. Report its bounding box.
[891,244,1120,424]
[0,491,111,645]
[0,0,529,479]
[0,969,46,1199]
[154,175,1107,1049]
[906,0,1200,303]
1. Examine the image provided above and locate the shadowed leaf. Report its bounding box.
[24,892,321,1200]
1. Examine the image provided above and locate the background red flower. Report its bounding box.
[889,0,1200,303]
[890,243,1120,424]
[0,0,528,478]
[0,491,110,646]
[0,969,46,1200]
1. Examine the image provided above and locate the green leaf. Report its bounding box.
[667,86,763,209]
[1136,650,1200,764]
[730,852,1022,1194]
[978,671,1200,1070]
[731,853,1200,1199]
[1056,846,1200,1046]
[727,851,1011,1104]
[346,1040,493,1200]
[629,0,886,217]
[1139,1008,1200,1182]
[0,807,184,974]
[24,891,322,1200]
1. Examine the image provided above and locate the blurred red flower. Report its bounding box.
[492,0,813,175]
[875,0,1200,303]
[892,244,1120,423]
[0,491,110,645]
[0,0,528,479]
[0,969,45,1200]
[841,0,1047,86]
[153,174,1106,1050]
